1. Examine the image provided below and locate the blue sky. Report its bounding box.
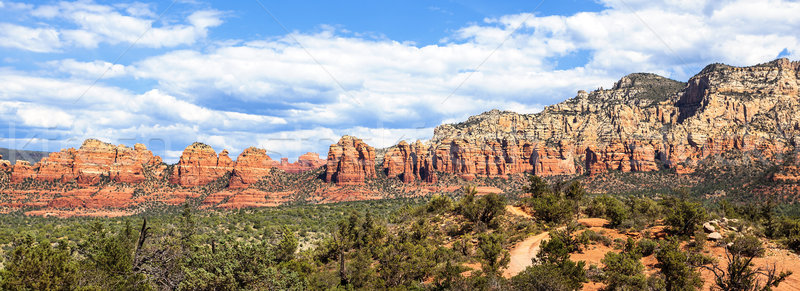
[0,0,798,163]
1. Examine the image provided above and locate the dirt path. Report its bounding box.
[502,205,545,278]
[505,205,532,218]
[503,231,549,278]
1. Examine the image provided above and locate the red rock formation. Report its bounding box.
[383,140,437,183]
[325,136,376,185]
[110,143,163,183]
[35,149,78,183]
[72,139,117,185]
[170,142,234,187]
[10,160,35,183]
[0,154,10,172]
[533,141,579,176]
[585,140,657,175]
[229,147,273,189]
[8,139,163,185]
[430,59,800,177]
[274,152,326,173]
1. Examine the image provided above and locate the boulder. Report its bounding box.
[708,232,723,241]
[703,222,716,233]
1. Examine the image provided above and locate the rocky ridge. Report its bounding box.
[351,58,800,183]
[2,59,800,215]
[10,139,164,185]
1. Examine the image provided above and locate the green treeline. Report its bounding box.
[1,177,799,290]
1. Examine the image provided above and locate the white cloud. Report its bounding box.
[4,1,223,52]
[47,59,128,78]
[0,23,61,52]
[17,105,75,128]
[1,0,799,163]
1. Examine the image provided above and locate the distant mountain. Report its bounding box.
[0,148,50,164]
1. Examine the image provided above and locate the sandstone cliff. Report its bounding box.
[325,136,376,185]
[383,140,437,183]
[169,142,234,187]
[10,139,163,185]
[229,147,274,189]
[385,58,800,182]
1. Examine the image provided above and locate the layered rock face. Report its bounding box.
[169,143,234,187]
[383,141,437,183]
[325,136,376,185]
[423,58,800,178]
[10,139,163,185]
[10,161,34,183]
[229,147,273,189]
[275,152,326,174]
[0,155,10,172]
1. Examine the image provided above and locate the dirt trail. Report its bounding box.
[503,231,549,278]
[502,205,546,278]
[505,205,532,218]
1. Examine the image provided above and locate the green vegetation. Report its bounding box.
[1,174,798,290]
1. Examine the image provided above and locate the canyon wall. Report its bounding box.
[351,59,800,184]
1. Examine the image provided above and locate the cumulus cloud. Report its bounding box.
[0,1,222,52]
[1,0,798,163]
[47,59,128,78]
[0,23,62,53]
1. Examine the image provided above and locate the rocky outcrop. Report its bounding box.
[229,147,273,189]
[430,58,800,177]
[325,136,376,185]
[110,143,164,183]
[10,161,35,183]
[585,140,658,175]
[533,141,578,176]
[9,139,163,185]
[275,152,326,174]
[0,155,10,172]
[169,143,234,187]
[383,141,437,183]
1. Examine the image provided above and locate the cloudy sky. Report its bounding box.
[0,0,797,162]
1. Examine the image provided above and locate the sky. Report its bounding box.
[0,0,798,163]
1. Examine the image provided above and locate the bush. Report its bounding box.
[728,235,765,258]
[636,238,658,257]
[523,175,550,197]
[586,194,628,227]
[426,195,454,213]
[0,236,78,290]
[579,230,612,247]
[527,192,574,224]
[692,230,707,251]
[655,239,703,291]
[663,196,708,237]
[477,232,510,277]
[511,261,586,291]
[457,187,506,227]
[601,251,647,290]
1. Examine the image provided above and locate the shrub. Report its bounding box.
[579,230,612,247]
[663,196,708,237]
[636,238,658,257]
[511,261,586,291]
[728,235,765,258]
[586,194,629,227]
[601,251,647,290]
[426,195,453,213]
[655,239,703,291]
